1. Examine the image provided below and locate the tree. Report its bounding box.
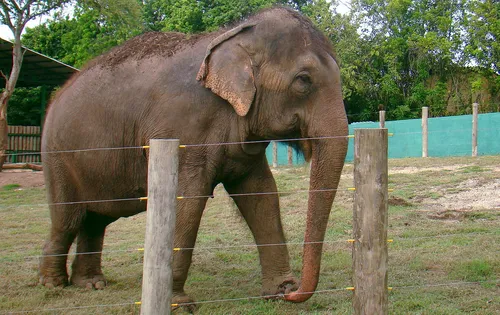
[465,0,500,112]
[0,0,71,169]
[21,15,74,63]
[466,0,499,75]
[23,0,142,68]
[142,0,277,33]
[345,0,471,119]
[141,0,314,34]
[7,86,47,126]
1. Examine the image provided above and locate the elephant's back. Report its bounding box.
[43,33,213,151]
[83,31,214,71]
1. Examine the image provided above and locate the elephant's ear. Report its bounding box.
[197,23,257,117]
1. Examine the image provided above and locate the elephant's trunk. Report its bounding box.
[285,103,348,303]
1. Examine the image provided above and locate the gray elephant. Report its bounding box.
[40,7,348,305]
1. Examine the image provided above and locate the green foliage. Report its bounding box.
[4,87,52,126]
[466,0,500,75]
[23,0,142,68]
[143,0,277,33]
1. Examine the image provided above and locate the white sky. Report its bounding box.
[0,1,351,41]
[0,17,47,40]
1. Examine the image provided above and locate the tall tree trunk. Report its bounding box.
[0,107,8,170]
[0,31,23,171]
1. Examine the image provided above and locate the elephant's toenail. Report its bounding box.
[95,281,106,289]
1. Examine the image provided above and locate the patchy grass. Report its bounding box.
[2,183,21,191]
[460,165,488,173]
[450,259,495,282]
[0,155,499,314]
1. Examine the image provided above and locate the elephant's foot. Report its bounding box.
[262,274,299,299]
[39,274,68,288]
[70,273,107,290]
[172,292,196,313]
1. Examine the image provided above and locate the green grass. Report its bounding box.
[2,183,21,191]
[0,155,499,314]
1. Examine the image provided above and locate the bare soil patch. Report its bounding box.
[0,170,45,188]
[428,178,500,211]
[388,196,413,206]
[389,164,468,174]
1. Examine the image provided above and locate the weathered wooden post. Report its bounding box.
[141,139,179,315]
[422,107,428,157]
[353,129,389,315]
[287,144,293,166]
[273,141,278,168]
[379,110,386,128]
[472,103,478,157]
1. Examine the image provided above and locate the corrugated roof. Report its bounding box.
[0,37,79,88]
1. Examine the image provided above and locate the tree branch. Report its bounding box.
[27,0,69,20]
[9,0,22,13]
[0,1,15,30]
[20,0,34,14]
[0,70,8,82]
[0,9,8,25]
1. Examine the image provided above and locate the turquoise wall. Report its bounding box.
[265,142,306,166]
[267,112,500,165]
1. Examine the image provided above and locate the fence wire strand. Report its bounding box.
[0,302,136,314]
[2,279,497,314]
[1,230,498,263]
[4,126,500,158]
[0,187,355,210]
[2,135,351,157]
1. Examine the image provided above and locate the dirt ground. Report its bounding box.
[391,165,500,211]
[0,169,45,188]
[1,164,499,210]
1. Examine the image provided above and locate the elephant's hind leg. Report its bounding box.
[39,205,83,288]
[70,212,115,289]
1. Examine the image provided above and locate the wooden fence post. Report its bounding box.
[379,110,386,128]
[141,139,179,315]
[353,129,389,315]
[272,141,278,168]
[472,103,478,157]
[422,107,428,157]
[287,144,293,166]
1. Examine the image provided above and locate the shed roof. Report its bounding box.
[0,37,78,88]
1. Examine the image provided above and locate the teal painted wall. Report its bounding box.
[265,142,306,166]
[267,112,500,165]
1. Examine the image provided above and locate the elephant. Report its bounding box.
[39,6,348,305]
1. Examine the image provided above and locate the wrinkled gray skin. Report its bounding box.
[40,7,348,305]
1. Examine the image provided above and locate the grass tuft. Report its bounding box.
[451,259,494,282]
[2,183,21,191]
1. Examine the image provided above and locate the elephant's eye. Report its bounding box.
[293,72,312,95]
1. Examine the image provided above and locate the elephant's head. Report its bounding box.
[197,7,348,303]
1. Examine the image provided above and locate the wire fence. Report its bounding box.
[2,126,500,159]
[1,279,497,314]
[1,127,499,313]
[1,230,497,263]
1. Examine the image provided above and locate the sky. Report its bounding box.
[0,18,46,41]
[0,1,351,41]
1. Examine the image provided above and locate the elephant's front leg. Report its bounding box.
[225,157,298,297]
[171,175,210,309]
